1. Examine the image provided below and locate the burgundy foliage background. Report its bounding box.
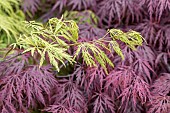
[0,0,170,113]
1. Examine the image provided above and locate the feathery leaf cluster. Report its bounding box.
[0,0,26,48]
[15,17,143,73]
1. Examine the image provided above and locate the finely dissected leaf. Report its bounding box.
[151,73,170,96]
[48,0,96,14]
[48,18,79,42]
[78,24,106,39]
[118,76,151,112]
[74,29,143,72]
[91,92,115,113]
[1,102,17,113]
[155,52,170,72]
[20,35,74,71]
[97,0,122,27]
[141,0,170,22]
[48,79,87,113]
[74,42,114,72]
[2,0,170,113]
[16,16,143,73]
[44,104,80,113]
[148,73,170,113]
[21,0,40,16]
[84,66,106,90]
[105,65,151,112]
[113,46,136,66]
[136,45,156,66]
[109,40,124,60]
[0,0,26,47]
[16,18,79,71]
[0,0,19,14]
[105,66,137,90]
[0,57,58,112]
[135,20,170,51]
[109,29,143,50]
[132,76,151,104]
[51,0,67,13]
[148,94,170,113]
[133,59,155,83]
[97,0,143,27]
[44,105,71,113]
[68,0,95,10]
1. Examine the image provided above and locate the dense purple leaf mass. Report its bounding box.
[0,56,57,113]
[147,73,170,113]
[1,0,170,113]
[90,92,115,113]
[78,24,106,40]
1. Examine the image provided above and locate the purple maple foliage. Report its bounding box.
[1,0,170,113]
[22,0,40,15]
[96,0,144,27]
[147,73,170,113]
[0,54,57,113]
[68,0,95,11]
[78,24,106,40]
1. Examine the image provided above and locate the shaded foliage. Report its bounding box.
[21,0,40,17]
[0,0,27,48]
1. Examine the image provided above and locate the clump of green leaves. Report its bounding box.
[0,0,26,48]
[16,17,78,71]
[15,17,143,73]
